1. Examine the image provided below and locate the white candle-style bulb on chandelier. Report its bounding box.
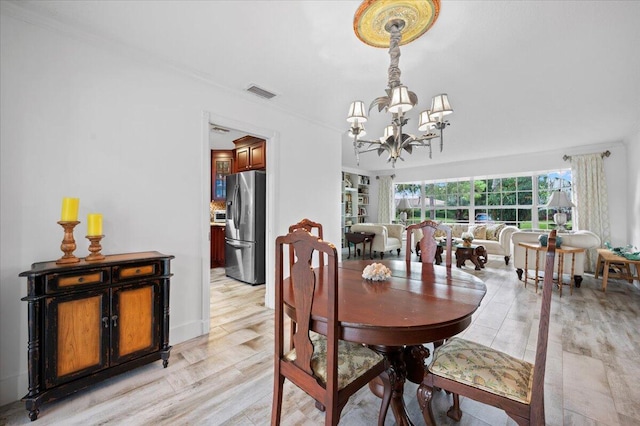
[347,0,452,168]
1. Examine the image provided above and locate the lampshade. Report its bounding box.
[388,86,413,113]
[380,125,394,142]
[418,109,436,131]
[546,190,575,208]
[348,122,366,138]
[347,101,368,123]
[430,94,453,121]
[397,198,412,210]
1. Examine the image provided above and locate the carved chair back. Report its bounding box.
[289,218,324,267]
[406,220,453,267]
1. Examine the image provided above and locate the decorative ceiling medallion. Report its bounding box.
[353,0,441,48]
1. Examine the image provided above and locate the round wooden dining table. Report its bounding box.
[283,259,486,426]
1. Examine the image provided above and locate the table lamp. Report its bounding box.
[397,198,411,223]
[546,190,575,231]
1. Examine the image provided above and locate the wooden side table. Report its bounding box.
[594,248,640,292]
[345,231,375,259]
[518,242,585,297]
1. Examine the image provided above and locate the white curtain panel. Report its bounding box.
[571,153,610,271]
[377,176,393,223]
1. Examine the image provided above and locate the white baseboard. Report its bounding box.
[0,372,27,407]
[170,320,208,345]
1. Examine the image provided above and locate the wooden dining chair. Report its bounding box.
[272,229,392,426]
[417,230,559,426]
[406,220,453,267]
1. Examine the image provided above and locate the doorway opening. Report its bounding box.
[201,111,277,335]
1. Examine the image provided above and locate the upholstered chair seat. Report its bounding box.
[285,331,384,390]
[429,337,533,404]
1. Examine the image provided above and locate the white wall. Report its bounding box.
[371,141,630,246]
[0,12,342,405]
[626,130,640,250]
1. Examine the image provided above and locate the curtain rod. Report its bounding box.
[376,174,395,179]
[562,150,611,162]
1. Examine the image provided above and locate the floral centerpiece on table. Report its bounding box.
[461,231,474,247]
[362,263,392,281]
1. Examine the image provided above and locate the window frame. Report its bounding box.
[393,169,572,230]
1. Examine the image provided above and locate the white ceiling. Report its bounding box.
[9,0,640,171]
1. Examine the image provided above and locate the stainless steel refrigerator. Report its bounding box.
[225,170,266,285]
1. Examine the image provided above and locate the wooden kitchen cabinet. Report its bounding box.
[19,251,173,421]
[210,225,226,268]
[211,150,234,201]
[233,135,266,171]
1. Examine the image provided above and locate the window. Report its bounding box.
[394,169,572,230]
[424,181,469,224]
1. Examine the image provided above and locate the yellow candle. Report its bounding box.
[87,213,103,236]
[60,197,79,221]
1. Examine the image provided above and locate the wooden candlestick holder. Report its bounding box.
[85,235,106,261]
[56,221,81,265]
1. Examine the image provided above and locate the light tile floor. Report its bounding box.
[1,252,639,425]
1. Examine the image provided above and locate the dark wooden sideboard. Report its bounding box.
[19,251,174,421]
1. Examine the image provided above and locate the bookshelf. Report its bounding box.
[342,172,370,246]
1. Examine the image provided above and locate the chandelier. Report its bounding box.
[347,0,453,168]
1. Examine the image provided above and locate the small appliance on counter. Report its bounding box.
[225,170,266,285]
[212,210,226,223]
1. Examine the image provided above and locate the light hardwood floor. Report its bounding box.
[2,252,640,425]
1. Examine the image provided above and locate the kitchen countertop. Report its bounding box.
[210,222,226,227]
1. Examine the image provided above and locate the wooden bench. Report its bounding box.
[595,248,640,292]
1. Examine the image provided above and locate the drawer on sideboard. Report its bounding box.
[45,268,111,294]
[112,260,163,283]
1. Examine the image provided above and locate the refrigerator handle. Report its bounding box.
[225,238,252,249]
[233,182,240,230]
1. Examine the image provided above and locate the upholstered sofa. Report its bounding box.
[511,230,601,286]
[350,223,404,259]
[413,223,519,265]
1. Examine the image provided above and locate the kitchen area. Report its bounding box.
[210,130,267,285]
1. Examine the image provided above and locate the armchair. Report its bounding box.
[350,223,403,259]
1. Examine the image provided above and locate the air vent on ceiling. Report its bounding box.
[245,84,277,100]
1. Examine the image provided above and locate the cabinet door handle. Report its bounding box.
[111,315,118,328]
[102,317,109,328]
